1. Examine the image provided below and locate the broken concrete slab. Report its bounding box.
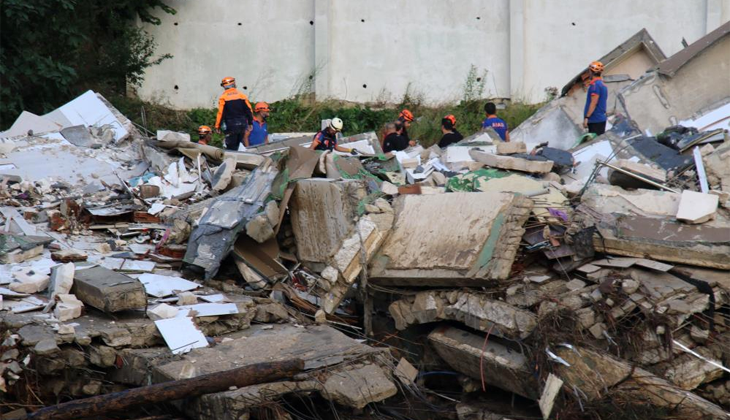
[323,216,384,314]
[370,192,533,285]
[72,266,146,312]
[581,184,681,218]
[390,291,537,339]
[676,190,719,224]
[150,325,394,419]
[211,157,236,192]
[611,159,667,183]
[496,141,527,155]
[470,150,553,174]
[244,213,275,243]
[9,267,49,294]
[552,345,728,419]
[428,325,537,400]
[593,214,730,269]
[289,179,367,264]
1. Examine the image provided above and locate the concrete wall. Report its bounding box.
[137,0,730,109]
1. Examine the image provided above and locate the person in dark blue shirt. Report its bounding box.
[245,102,270,147]
[583,61,608,136]
[481,102,510,141]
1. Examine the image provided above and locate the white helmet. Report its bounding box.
[329,117,344,132]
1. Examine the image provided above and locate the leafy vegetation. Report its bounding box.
[0,0,175,127]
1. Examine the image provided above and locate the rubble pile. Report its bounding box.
[2,23,730,420]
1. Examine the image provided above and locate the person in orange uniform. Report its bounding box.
[215,77,253,150]
[197,125,212,145]
[245,102,270,148]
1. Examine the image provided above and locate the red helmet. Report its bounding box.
[588,61,604,73]
[444,114,456,126]
[255,102,270,112]
[198,125,212,136]
[221,77,236,87]
[399,109,414,122]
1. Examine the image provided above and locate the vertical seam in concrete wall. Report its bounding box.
[314,0,332,99]
[509,0,525,100]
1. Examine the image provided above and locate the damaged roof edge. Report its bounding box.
[561,28,667,97]
[657,20,730,77]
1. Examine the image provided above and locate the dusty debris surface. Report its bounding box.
[2,26,730,420]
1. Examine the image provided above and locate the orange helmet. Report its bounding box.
[198,125,212,136]
[588,61,604,73]
[399,109,414,122]
[221,77,236,87]
[255,102,270,112]
[444,114,456,126]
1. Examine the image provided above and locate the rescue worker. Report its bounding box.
[437,115,463,148]
[382,122,408,153]
[197,125,212,146]
[583,61,608,136]
[245,102,270,147]
[396,109,417,146]
[309,117,355,154]
[481,102,510,142]
[215,76,254,151]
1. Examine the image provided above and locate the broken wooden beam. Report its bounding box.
[25,359,305,420]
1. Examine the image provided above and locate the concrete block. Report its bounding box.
[322,364,398,409]
[54,294,83,321]
[49,262,74,299]
[245,214,275,244]
[264,200,279,226]
[676,190,718,224]
[101,327,133,347]
[33,338,59,356]
[72,266,146,312]
[381,181,399,196]
[470,150,553,174]
[50,248,88,263]
[176,291,197,306]
[290,179,367,263]
[496,141,527,155]
[428,326,537,399]
[9,267,49,293]
[148,303,180,320]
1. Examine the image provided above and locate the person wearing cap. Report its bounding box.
[245,102,270,147]
[215,76,254,150]
[382,122,408,153]
[197,125,212,146]
[583,61,608,136]
[309,117,355,153]
[481,102,510,142]
[437,115,463,148]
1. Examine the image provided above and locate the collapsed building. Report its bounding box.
[1,23,730,420]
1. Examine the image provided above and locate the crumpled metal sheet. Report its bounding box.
[184,163,278,279]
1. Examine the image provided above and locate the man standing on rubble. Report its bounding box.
[245,102,270,148]
[437,115,463,148]
[309,118,355,154]
[481,102,510,142]
[583,61,608,136]
[215,77,254,151]
[382,122,409,153]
